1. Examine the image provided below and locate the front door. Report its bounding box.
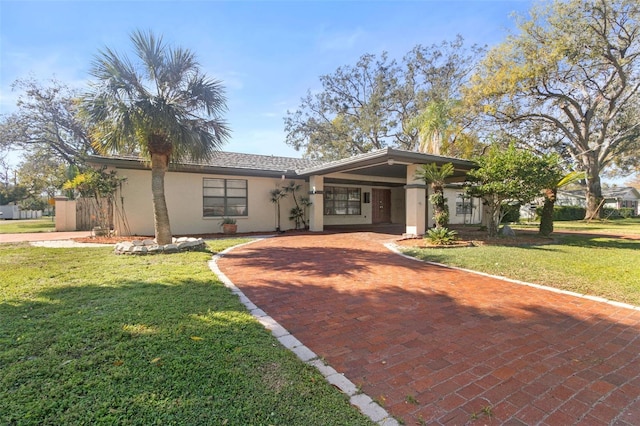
[372,188,391,224]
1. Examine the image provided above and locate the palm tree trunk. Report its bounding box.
[151,153,173,245]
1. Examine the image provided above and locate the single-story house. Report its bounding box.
[556,190,587,208]
[86,147,484,237]
[603,187,640,216]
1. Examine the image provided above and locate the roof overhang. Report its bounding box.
[296,148,476,182]
[88,148,478,184]
[88,155,300,179]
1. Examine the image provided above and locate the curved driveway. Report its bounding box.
[217,231,640,425]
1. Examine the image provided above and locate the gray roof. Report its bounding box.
[196,151,321,172]
[89,152,322,178]
[603,187,640,199]
[90,147,476,181]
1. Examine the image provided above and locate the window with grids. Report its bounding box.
[324,186,361,215]
[203,178,248,217]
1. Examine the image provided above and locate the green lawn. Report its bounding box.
[403,234,640,306]
[0,239,373,426]
[0,218,55,234]
[513,217,640,235]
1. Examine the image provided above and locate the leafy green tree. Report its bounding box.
[538,170,585,236]
[467,143,559,237]
[415,162,454,229]
[470,0,640,220]
[0,184,29,206]
[0,78,93,166]
[285,37,484,161]
[16,150,68,203]
[63,167,125,230]
[82,30,230,244]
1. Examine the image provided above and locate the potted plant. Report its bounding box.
[219,217,237,234]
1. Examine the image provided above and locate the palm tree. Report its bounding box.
[269,187,287,232]
[411,100,451,155]
[539,171,585,237]
[82,30,230,244]
[415,162,455,229]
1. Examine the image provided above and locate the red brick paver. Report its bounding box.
[217,232,640,425]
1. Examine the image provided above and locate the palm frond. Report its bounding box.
[82,29,230,163]
[557,170,586,188]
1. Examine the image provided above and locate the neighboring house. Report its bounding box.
[603,187,640,216]
[88,148,483,237]
[556,190,587,208]
[520,187,639,219]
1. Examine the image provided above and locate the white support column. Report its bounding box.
[405,164,427,236]
[308,175,324,232]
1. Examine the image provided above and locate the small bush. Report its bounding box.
[424,227,459,245]
[501,203,520,223]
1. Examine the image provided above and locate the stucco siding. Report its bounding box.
[114,168,306,236]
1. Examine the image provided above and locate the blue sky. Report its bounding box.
[1,0,532,162]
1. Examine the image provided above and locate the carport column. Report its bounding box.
[308,175,324,232]
[405,164,427,236]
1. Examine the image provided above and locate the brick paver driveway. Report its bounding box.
[217,231,640,425]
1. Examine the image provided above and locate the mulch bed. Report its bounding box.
[395,227,555,248]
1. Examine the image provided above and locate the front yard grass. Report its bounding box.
[513,217,640,235]
[403,234,640,306]
[0,218,55,234]
[0,239,373,426]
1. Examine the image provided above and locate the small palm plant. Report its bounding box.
[424,227,459,245]
[270,187,287,232]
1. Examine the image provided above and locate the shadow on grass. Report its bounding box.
[1,275,372,426]
[551,234,640,250]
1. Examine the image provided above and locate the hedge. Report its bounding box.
[535,205,586,221]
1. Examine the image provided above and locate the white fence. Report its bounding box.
[0,205,43,220]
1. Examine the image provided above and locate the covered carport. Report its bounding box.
[296,147,476,236]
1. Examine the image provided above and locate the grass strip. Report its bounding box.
[403,234,640,306]
[0,219,56,234]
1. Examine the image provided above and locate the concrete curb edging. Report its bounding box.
[209,239,399,426]
[385,242,640,312]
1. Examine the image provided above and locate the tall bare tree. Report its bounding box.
[0,78,92,165]
[285,36,484,161]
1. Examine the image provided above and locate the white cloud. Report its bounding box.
[317,27,366,51]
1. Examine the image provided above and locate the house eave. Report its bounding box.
[88,155,301,180]
[296,147,476,177]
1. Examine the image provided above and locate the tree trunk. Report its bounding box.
[151,153,172,245]
[583,156,603,220]
[539,188,556,237]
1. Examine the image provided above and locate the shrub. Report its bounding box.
[536,205,586,221]
[424,227,459,245]
[603,207,634,219]
[500,203,521,223]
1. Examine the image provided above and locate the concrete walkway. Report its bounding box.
[217,231,640,425]
[0,231,92,243]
